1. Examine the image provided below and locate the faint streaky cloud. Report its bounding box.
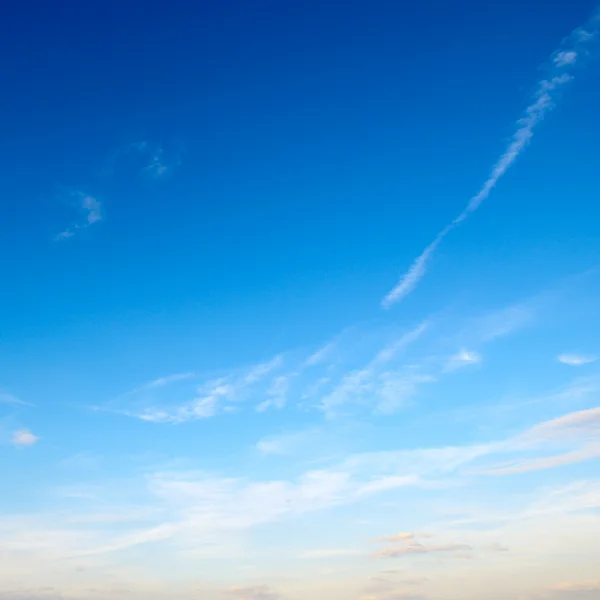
[105,140,182,181]
[0,392,32,407]
[256,428,320,456]
[320,321,428,416]
[381,9,600,308]
[557,353,597,366]
[255,373,291,412]
[473,301,535,342]
[374,542,471,558]
[374,530,471,560]
[374,321,429,363]
[480,445,600,475]
[304,342,335,367]
[55,191,103,241]
[361,595,424,600]
[244,355,283,384]
[227,585,279,600]
[12,429,39,447]
[378,532,430,543]
[475,406,600,475]
[299,548,362,559]
[142,143,181,180]
[111,356,284,424]
[520,406,600,443]
[147,372,195,388]
[549,580,600,593]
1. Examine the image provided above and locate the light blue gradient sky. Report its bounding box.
[1,2,600,600]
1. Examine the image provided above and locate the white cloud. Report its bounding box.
[373,531,471,560]
[378,532,429,543]
[244,356,283,384]
[12,429,38,447]
[105,141,181,181]
[444,349,481,371]
[554,51,577,67]
[81,194,102,224]
[147,373,195,388]
[109,356,285,424]
[549,580,600,593]
[256,374,292,412]
[55,191,103,240]
[143,144,177,179]
[381,12,599,308]
[320,322,429,416]
[557,354,597,366]
[304,342,335,367]
[471,301,536,342]
[374,542,471,558]
[256,429,318,456]
[3,407,600,585]
[473,407,600,475]
[0,392,31,406]
[227,585,279,600]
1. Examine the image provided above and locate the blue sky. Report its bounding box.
[1,1,600,599]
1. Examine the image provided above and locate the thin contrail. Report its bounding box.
[382,8,600,309]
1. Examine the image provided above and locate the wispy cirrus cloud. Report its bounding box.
[375,542,471,559]
[382,9,600,308]
[557,353,597,366]
[2,406,600,580]
[319,321,430,416]
[549,580,600,593]
[0,392,32,407]
[104,141,182,181]
[105,356,284,424]
[146,372,195,388]
[373,530,471,560]
[227,585,280,600]
[55,190,103,240]
[304,342,336,367]
[471,407,600,475]
[104,293,543,423]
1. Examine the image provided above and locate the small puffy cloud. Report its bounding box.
[445,349,481,371]
[55,190,103,240]
[228,585,279,600]
[81,194,102,224]
[375,543,471,558]
[554,51,577,66]
[549,580,600,593]
[105,141,182,181]
[378,532,428,543]
[557,354,597,366]
[12,429,39,447]
[375,531,470,559]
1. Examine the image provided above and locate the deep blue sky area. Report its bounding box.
[0,1,598,378]
[1,1,600,598]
